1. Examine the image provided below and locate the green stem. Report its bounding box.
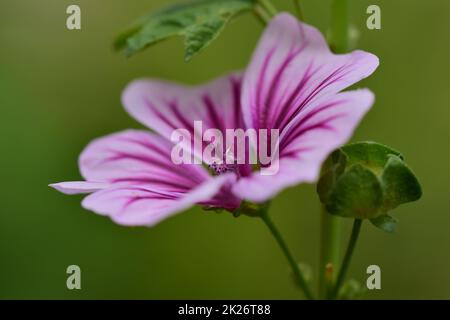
[318,0,350,300]
[329,0,349,53]
[260,210,314,300]
[257,0,278,18]
[331,219,362,299]
[293,0,304,21]
[319,207,341,299]
[253,4,271,25]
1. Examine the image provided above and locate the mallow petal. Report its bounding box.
[81,173,236,226]
[122,73,243,159]
[49,181,110,195]
[232,158,315,203]
[233,89,374,202]
[241,13,379,134]
[79,129,209,193]
[53,129,241,224]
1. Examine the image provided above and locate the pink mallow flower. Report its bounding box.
[50,13,379,226]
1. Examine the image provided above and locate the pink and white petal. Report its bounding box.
[81,173,237,226]
[241,12,379,134]
[232,158,318,202]
[79,129,210,193]
[233,89,374,203]
[49,181,111,195]
[122,73,243,159]
[280,89,375,155]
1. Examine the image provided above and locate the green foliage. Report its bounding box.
[114,0,255,61]
[317,142,422,231]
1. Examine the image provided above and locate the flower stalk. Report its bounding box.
[254,0,278,24]
[319,207,341,299]
[253,4,271,25]
[293,0,304,21]
[331,219,363,299]
[329,0,349,53]
[260,209,315,300]
[317,0,352,300]
[257,0,278,18]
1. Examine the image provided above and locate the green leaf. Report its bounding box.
[381,155,422,211]
[325,164,383,219]
[114,0,255,61]
[370,214,398,233]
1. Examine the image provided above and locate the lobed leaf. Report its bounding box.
[114,0,255,61]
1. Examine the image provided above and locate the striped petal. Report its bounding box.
[82,173,237,226]
[122,73,243,159]
[233,89,374,202]
[53,129,240,225]
[78,129,209,193]
[49,181,111,195]
[241,13,379,134]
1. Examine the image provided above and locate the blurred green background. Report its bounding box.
[0,0,449,299]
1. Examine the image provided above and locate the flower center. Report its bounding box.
[207,147,242,177]
[208,161,239,176]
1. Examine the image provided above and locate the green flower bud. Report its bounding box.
[317,142,422,232]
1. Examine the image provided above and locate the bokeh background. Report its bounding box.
[1,0,449,299]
